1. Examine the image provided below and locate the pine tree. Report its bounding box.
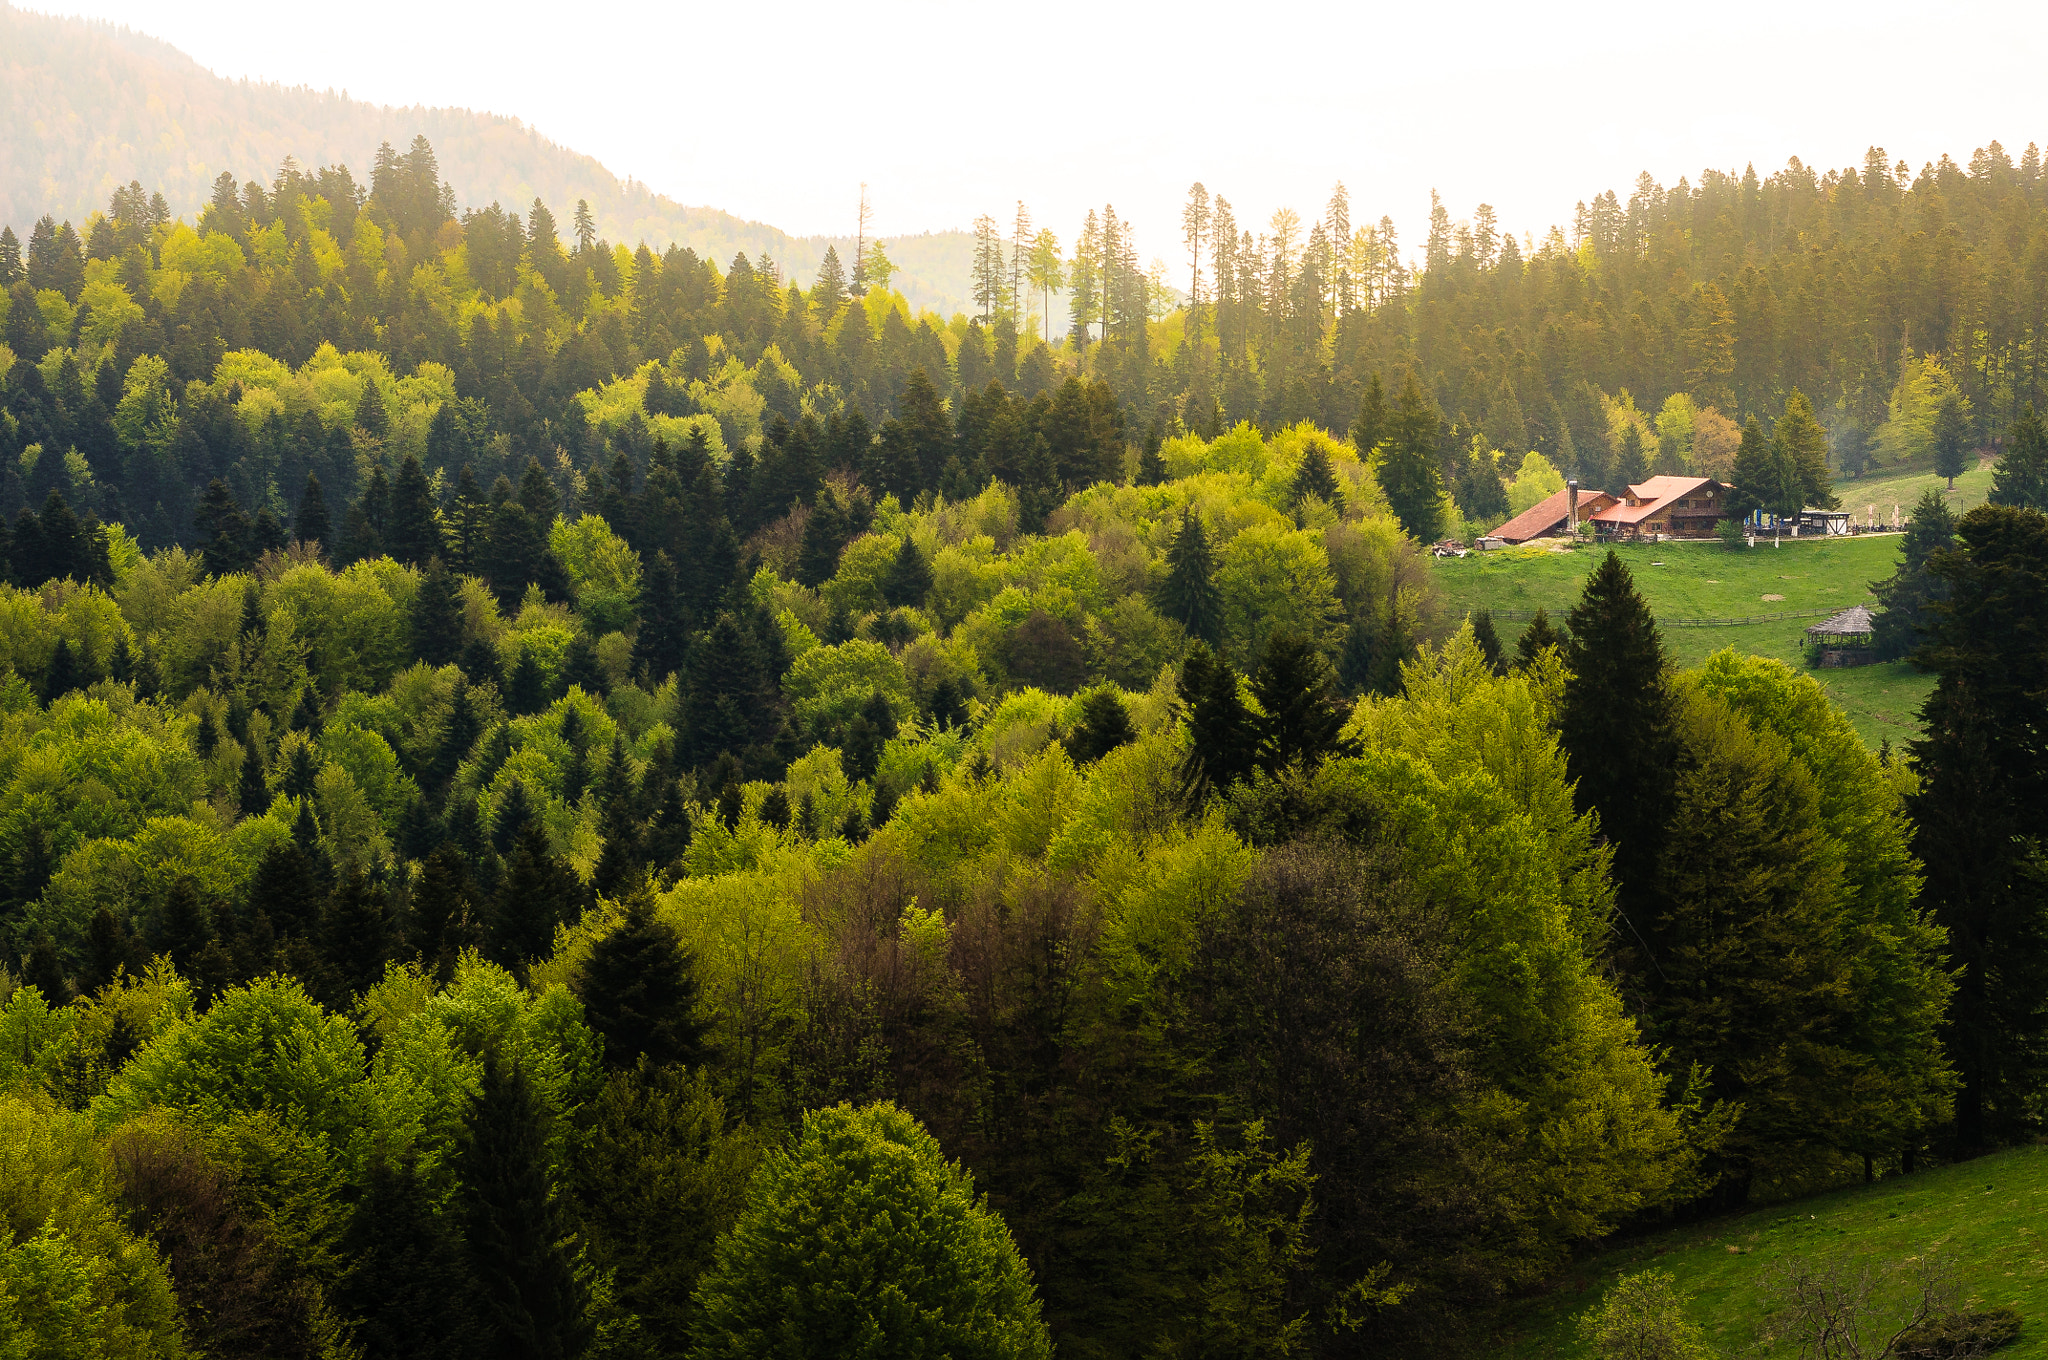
[1251,629,1348,773]
[41,638,78,703]
[411,557,465,667]
[388,454,444,567]
[1871,490,1957,661]
[578,885,704,1070]
[494,820,583,969]
[1909,505,2048,1149]
[1933,392,1969,489]
[238,740,270,818]
[1777,390,1836,508]
[1290,444,1343,512]
[1559,551,1676,911]
[325,870,393,999]
[506,648,547,716]
[1153,511,1223,646]
[794,492,848,589]
[1177,643,1257,802]
[1616,421,1649,486]
[1350,372,1390,456]
[1380,372,1445,543]
[880,537,933,609]
[1066,688,1137,763]
[340,1150,481,1360]
[1989,405,2048,512]
[457,1052,592,1360]
[1470,610,1507,675]
[1728,415,1774,521]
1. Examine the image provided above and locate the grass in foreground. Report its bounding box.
[1488,1144,2048,1358]
[1431,535,1934,747]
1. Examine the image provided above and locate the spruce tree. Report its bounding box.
[388,454,444,567]
[1909,505,2048,1149]
[506,648,547,716]
[1290,444,1343,512]
[1380,372,1445,543]
[1777,390,1835,508]
[42,638,78,703]
[1350,372,1389,455]
[411,557,465,667]
[238,741,270,818]
[324,870,393,999]
[794,492,848,588]
[410,845,474,982]
[457,1052,592,1360]
[494,820,583,969]
[1871,490,1957,661]
[1513,608,1564,669]
[296,473,331,551]
[1989,405,2048,512]
[1470,610,1507,675]
[1250,629,1348,773]
[1066,688,1136,763]
[881,537,933,609]
[1615,422,1649,487]
[1152,510,1223,646]
[578,886,704,1070]
[340,1151,481,1360]
[1559,551,1676,909]
[1728,415,1774,521]
[1933,392,1969,489]
[1177,643,1256,802]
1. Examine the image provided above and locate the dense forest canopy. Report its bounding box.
[0,122,2045,1360]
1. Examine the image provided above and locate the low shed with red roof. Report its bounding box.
[1491,486,1620,544]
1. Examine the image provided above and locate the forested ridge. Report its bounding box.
[0,128,2046,1359]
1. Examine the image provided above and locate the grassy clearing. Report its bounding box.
[1486,1144,2048,1358]
[1835,452,2001,523]
[1430,535,1934,747]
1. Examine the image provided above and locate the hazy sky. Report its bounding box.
[42,0,2048,269]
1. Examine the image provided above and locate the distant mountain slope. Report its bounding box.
[0,2,974,315]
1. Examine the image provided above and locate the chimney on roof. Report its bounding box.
[1567,478,1579,537]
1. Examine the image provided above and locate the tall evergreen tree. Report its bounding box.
[1380,372,1445,543]
[1469,610,1507,675]
[1250,629,1348,773]
[1152,511,1223,646]
[411,557,465,667]
[1728,415,1774,521]
[880,536,933,609]
[494,820,583,969]
[1289,444,1343,512]
[1776,390,1835,509]
[340,1151,481,1360]
[387,454,443,567]
[577,886,705,1070]
[1870,490,1957,661]
[1989,405,2048,512]
[457,1052,592,1360]
[1559,551,1676,910]
[1933,392,1969,489]
[1909,505,2048,1149]
[1177,643,1257,802]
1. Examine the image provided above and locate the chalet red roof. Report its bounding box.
[1588,476,1728,526]
[1491,486,1618,544]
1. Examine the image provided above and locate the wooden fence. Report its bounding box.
[1475,606,1840,629]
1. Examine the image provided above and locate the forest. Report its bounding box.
[0,133,2047,1358]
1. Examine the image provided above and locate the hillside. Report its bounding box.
[0,2,976,314]
[1490,1144,2048,1356]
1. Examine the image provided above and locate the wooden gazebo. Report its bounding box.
[1805,605,1877,668]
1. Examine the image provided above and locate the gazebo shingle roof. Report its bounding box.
[1805,605,1876,637]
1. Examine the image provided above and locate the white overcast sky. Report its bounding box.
[41,0,2048,268]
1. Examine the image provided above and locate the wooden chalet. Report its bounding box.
[1588,476,1733,541]
[1490,485,1620,544]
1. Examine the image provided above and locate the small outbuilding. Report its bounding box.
[1805,605,1877,667]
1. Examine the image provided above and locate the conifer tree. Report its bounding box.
[1989,405,2048,511]
[238,741,270,818]
[1251,629,1349,773]
[1290,444,1343,512]
[1776,390,1835,508]
[340,1151,481,1360]
[1177,643,1257,802]
[578,885,704,1070]
[1933,392,1969,489]
[506,647,547,716]
[1559,551,1676,907]
[1350,372,1390,456]
[495,820,583,968]
[1871,490,1956,660]
[458,1052,592,1360]
[1728,415,1774,521]
[411,557,465,667]
[410,845,474,982]
[1153,511,1223,646]
[1469,610,1507,675]
[1380,372,1445,543]
[387,454,443,567]
[41,638,78,703]
[794,492,848,589]
[325,870,393,998]
[1909,505,2048,1149]
[1066,688,1137,763]
[1616,421,1649,486]
[880,536,933,609]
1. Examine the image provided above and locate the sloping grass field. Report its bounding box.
[1835,452,2000,523]
[1431,532,1934,748]
[1487,1144,2048,1357]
